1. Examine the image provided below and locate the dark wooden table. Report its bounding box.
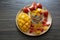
[0,0,60,40]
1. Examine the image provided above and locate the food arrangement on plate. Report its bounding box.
[16,2,52,36]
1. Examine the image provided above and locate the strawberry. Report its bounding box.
[42,23,50,27]
[23,7,29,13]
[37,28,44,32]
[42,20,47,25]
[29,27,34,33]
[29,2,37,11]
[31,24,34,27]
[37,3,42,8]
[29,29,33,33]
[42,18,47,26]
[44,18,47,22]
[43,10,48,18]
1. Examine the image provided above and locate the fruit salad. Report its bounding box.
[16,2,50,35]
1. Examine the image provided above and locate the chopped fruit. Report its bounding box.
[29,30,32,33]
[42,18,47,24]
[35,30,41,34]
[29,28,34,33]
[23,7,29,13]
[43,26,49,31]
[39,10,43,15]
[29,29,33,33]
[31,10,37,16]
[21,25,28,32]
[40,9,45,13]
[32,2,37,9]
[19,19,25,24]
[37,28,44,32]
[25,22,29,26]
[31,24,34,27]
[47,24,50,26]
[18,22,22,27]
[29,5,35,11]
[44,18,47,22]
[43,10,48,18]
[16,2,50,35]
[36,8,42,12]
[29,2,37,11]
[30,27,33,30]
[17,12,31,32]
[34,24,37,29]
[37,3,42,8]
[30,24,34,32]
[43,23,50,27]
[33,18,36,20]
[42,23,47,26]
[42,20,46,25]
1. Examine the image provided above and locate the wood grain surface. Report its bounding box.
[0,0,60,40]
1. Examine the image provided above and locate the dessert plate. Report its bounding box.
[16,2,52,36]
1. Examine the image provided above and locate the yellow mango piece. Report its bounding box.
[36,8,42,12]
[43,26,49,31]
[21,25,29,32]
[35,30,41,34]
[18,23,22,27]
[25,22,29,26]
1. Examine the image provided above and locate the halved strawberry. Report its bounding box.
[44,18,47,22]
[29,2,37,11]
[43,10,48,18]
[29,29,33,33]
[29,5,35,11]
[23,7,29,13]
[31,24,34,27]
[42,20,47,25]
[32,2,37,9]
[29,27,34,33]
[37,3,42,8]
[47,24,50,26]
[42,23,50,27]
[37,28,44,32]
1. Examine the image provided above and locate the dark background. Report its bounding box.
[0,0,60,40]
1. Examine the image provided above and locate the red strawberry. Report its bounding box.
[42,23,50,26]
[29,28,34,33]
[29,2,37,11]
[31,24,34,27]
[44,18,47,22]
[29,29,33,33]
[42,18,47,27]
[37,3,42,8]
[43,10,48,18]
[47,24,50,26]
[32,2,37,9]
[37,28,44,32]
[42,20,47,25]
[43,23,47,26]
[23,7,29,13]
[29,5,35,11]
